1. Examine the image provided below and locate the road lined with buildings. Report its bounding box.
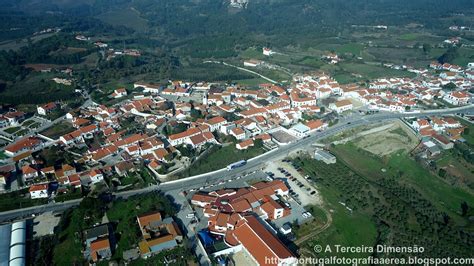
[0,105,473,223]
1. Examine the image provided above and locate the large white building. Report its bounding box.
[329,99,353,113]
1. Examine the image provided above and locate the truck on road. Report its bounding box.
[226,160,247,171]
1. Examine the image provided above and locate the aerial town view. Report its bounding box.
[0,0,473,265]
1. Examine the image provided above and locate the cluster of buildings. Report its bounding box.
[191,180,297,265]
[411,116,465,156]
[0,111,25,129]
[82,211,182,263]
[0,59,471,206]
[339,62,473,112]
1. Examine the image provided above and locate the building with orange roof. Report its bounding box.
[443,91,470,106]
[90,238,112,262]
[4,137,41,157]
[136,212,183,258]
[305,119,327,132]
[329,99,353,113]
[230,127,246,140]
[37,102,58,116]
[168,127,202,146]
[204,116,227,132]
[236,139,254,150]
[232,215,297,266]
[29,184,48,199]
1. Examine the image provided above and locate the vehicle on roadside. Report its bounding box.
[227,160,247,171]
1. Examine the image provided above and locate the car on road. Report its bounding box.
[310,191,316,195]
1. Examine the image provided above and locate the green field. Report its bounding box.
[294,140,474,258]
[0,189,48,212]
[334,43,365,55]
[459,119,474,145]
[333,143,474,217]
[0,72,76,104]
[40,121,75,139]
[293,157,378,256]
[182,144,265,177]
[4,126,21,134]
[98,8,149,32]
[106,192,176,260]
[53,193,178,265]
[398,33,420,41]
[339,62,416,80]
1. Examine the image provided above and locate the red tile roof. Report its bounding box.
[29,184,48,192]
[233,215,294,266]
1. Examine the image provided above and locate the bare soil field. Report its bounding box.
[350,121,419,156]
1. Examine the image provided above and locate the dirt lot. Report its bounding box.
[350,121,419,156]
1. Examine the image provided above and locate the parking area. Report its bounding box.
[273,197,312,227]
[264,160,322,206]
[32,211,61,238]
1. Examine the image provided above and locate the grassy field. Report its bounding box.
[4,126,21,134]
[339,62,416,80]
[293,157,377,258]
[40,121,75,139]
[1,72,76,104]
[234,78,268,87]
[436,151,474,187]
[54,193,176,265]
[459,118,474,145]
[334,43,365,55]
[0,188,48,212]
[294,140,474,258]
[106,192,176,260]
[98,8,149,32]
[398,33,420,41]
[183,144,265,177]
[333,143,474,218]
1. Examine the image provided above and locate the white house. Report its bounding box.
[22,165,38,180]
[289,123,310,138]
[111,88,127,98]
[89,169,104,184]
[443,91,470,106]
[243,60,262,67]
[37,102,57,116]
[329,100,353,113]
[263,47,274,56]
[29,184,48,199]
[230,127,246,140]
[134,82,161,94]
[204,117,227,132]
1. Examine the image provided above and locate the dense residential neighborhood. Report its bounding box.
[0,1,473,265]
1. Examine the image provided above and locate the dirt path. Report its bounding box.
[295,206,333,245]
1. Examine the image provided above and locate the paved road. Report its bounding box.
[204,60,278,84]
[1,105,473,223]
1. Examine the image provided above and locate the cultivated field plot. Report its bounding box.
[351,122,418,156]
